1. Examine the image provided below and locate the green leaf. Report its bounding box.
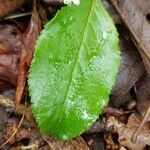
[28,0,121,140]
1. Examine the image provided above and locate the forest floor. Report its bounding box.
[0,0,149,150]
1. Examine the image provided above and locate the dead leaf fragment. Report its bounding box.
[43,136,90,150]
[0,23,22,86]
[15,2,41,104]
[135,74,150,118]
[111,25,145,107]
[110,0,150,75]
[117,113,150,150]
[113,25,145,96]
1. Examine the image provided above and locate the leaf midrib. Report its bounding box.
[57,0,96,126]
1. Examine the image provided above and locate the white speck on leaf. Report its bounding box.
[82,111,89,120]
[64,0,80,5]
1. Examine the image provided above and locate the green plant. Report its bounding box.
[28,0,121,140]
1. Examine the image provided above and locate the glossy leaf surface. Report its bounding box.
[29,0,121,140]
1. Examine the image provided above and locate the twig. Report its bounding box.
[42,0,63,5]
[0,95,14,107]
[4,12,31,20]
[42,135,55,150]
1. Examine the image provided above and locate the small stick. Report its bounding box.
[0,95,14,107]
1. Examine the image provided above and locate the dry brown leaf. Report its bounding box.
[0,22,23,99]
[15,1,41,104]
[111,25,145,107]
[112,113,150,150]
[110,0,150,75]
[113,25,145,96]
[43,136,90,150]
[131,74,150,146]
[0,22,22,99]
[0,23,21,86]
[135,74,150,119]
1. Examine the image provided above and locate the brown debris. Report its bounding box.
[43,135,90,150]
[42,0,63,5]
[0,23,22,86]
[0,95,14,107]
[113,25,145,96]
[0,0,26,20]
[113,113,150,150]
[135,74,150,118]
[111,25,145,107]
[15,1,41,105]
[0,113,25,149]
[83,133,105,150]
[110,0,150,75]
[104,133,120,150]
[131,106,150,143]
[129,74,150,144]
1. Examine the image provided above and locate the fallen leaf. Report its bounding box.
[111,25,145,107]
[115,113,150,150]
[43,136,90,150]
[0,22,22,86]
[130,74,150,142]
[110,0,150,75]
[113,25,145,96]
[0,22,22,100]
[135,74,150,118]
[15,1,41,104]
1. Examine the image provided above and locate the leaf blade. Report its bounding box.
[29,0,121,140]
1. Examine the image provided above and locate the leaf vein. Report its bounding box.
[56,0,97,128]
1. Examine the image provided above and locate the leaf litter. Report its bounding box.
[15,0,41,105]
[0,0,149,149]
